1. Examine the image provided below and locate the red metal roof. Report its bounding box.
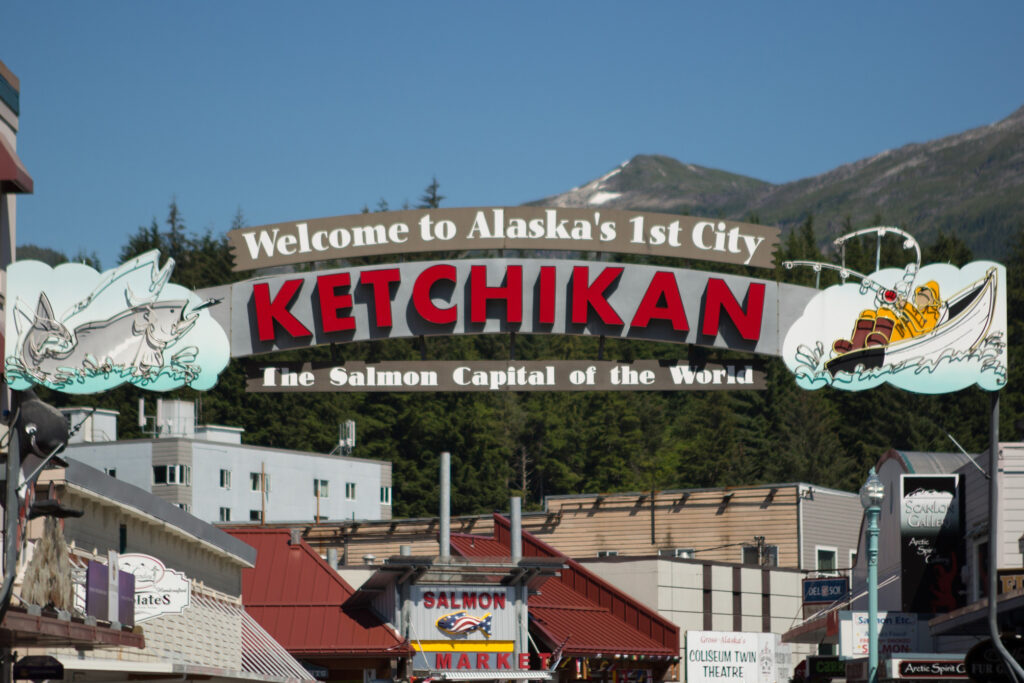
[450,515,679,658]
[227,528,409,657]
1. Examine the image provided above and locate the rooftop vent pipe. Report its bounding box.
[440,451,451,560]
[511,496,522,562]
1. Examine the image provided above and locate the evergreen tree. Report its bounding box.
[418,176,444,209]
[120,218,162,263]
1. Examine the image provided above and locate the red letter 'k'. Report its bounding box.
[253,280,312,341]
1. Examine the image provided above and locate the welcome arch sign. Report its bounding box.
[3,208,1007,395]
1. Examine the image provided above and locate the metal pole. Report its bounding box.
[510,496,522,562]
[0,394,21,624]
[440,451,450,560]
[867,502,879,683]
[988,392,1024,681]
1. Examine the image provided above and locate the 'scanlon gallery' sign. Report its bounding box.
[899,474,966,613]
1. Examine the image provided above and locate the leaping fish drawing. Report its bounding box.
[435,611,492,638]
[10,253,217,386]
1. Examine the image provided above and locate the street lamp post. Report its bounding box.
[860,468,885,683]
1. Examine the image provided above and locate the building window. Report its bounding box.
[153,464,191,486]
[314,479,329,498]
[817,547,838,576]
[175,502,190,512]
[345,482,356,500]
[220,469,231,489]
[104,468,117,478]
[380,486,392,505]
[251,472,270,494]
[659,548,695,559]
[742,544,779,567]
[219,507,231,522]
[976,539,990,600]
[250,510,262,522]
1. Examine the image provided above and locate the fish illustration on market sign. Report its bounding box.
[435,611,493,638]
[4,250,229,394]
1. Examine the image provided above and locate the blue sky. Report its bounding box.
[4,2,1023,270]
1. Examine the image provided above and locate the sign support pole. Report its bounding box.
[987,392,1024,680]
[866,494,879,683]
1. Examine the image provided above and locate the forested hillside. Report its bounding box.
[24,201,1024,519]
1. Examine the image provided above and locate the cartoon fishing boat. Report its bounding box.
[824,266,997,377]
[784,226,1000,379]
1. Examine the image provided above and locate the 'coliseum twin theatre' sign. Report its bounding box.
[3,209,1008,395]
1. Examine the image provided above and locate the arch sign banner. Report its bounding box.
[2,210,1008,395]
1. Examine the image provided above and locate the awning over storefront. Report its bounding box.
[929,588,1024,636]
[29,560,311,682]
[440,671,553,681]
[780,607,841,645]
[52,656,312,683]
[0,606,143,650]
[0,134,32,194]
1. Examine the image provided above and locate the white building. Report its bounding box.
[62,400,392,525]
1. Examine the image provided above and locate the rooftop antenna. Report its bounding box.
[330,420,356,456]
[137,398,164,437]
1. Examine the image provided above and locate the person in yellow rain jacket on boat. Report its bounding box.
[832,281,942,354]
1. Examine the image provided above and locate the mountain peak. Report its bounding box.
[531,155,772,216]
[529,104,1024,258]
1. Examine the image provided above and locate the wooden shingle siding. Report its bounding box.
[996,444,1024,567]
[539,487,800,567]
[298,484,860,574]
[798,487,862,571]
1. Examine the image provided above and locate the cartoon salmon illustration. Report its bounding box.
[435,611,492,638]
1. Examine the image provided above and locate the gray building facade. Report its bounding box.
[62,400,392,525]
